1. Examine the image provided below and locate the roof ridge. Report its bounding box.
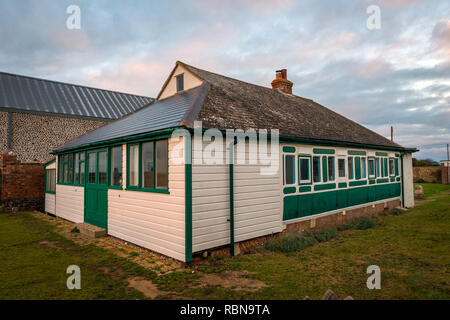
[177,61,315,103]
[0,71,153,99]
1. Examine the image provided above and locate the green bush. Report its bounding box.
[355,216,374,230]
[416,178,425,183]
[337,216,375,231]
[265,233,317,253]
[314,228,338,242]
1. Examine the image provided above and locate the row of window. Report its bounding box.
[57,139,169,192]
[284,153,399,186]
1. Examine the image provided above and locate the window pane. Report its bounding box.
[348,157,353,179]
[313,156,320,183]
[299,158,310,181]
[74,153,80,184]
[328,156,335,181]
[111,147,123,186]
[369,159,375,176]
[176,74,184,92]
[80,159,85,184]
[142,142,154,188]
[361,157,366,178]
[338,159,345,178]
[129,145,139,187]
[285,155,295,185]
[88,153,96,183]
[68,154,73,183]
[156,140,168,189]
[50,169,56,192]
[376,158,380,177]
[98,151,107,184]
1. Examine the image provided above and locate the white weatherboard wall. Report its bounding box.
[45,194,56,214]
[192,139,282,253]
[403,152,414,208]
[108,137,186,261]
[55,184,85,223]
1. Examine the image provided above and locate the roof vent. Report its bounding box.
[271,69,293,94]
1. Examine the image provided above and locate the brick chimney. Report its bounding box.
[271,69,293,94]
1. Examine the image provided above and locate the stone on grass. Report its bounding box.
[322,289,338,300]
[414,185,424,199]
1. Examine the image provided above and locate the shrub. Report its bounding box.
[416,178,425,183]
[265,233,317,253]
[355,216,374,230]
[314,228,338,242]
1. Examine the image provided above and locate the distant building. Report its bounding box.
[0,71,153,211]
[0,71,153,163]
[441,160,450,167]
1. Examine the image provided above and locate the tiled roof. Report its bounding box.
[179,62,403,149]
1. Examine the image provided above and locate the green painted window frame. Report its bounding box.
[348,156,354,180]
[283,153,296,186]
[361,157,367,179]
[376,158,380,177]
[327,156,335,182]
[368,157,376,178]
[72,152,86,186]
[312,156,321,183]
[348,150,366,156]
[126,139,170,194]
[313,148,335,155]
[322,156,328,183]
[383,158,388,177]
[58,153,74,185]
[354,156,361,180]
[109,146,124,189]
[298,154,312,185]
[337,157,346,178]
[389,157,396,177]
[394,158,399,176]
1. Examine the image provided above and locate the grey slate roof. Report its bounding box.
[0,71,153,119]
[55,83,209,152]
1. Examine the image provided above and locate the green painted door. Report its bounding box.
[85,150,108,229]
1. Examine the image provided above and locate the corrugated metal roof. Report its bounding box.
[55,83,209,152]
[0,71,153,119]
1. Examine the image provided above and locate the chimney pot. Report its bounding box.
[271,69,293,94]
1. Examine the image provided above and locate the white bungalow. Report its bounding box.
[45,61,417,262]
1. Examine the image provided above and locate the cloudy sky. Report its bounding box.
[0,0,448,160]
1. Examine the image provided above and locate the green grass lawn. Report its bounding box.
[0,212,156,299]
[1,187,449,300]
[415,182,450,199]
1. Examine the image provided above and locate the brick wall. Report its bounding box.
[0,150,44,212]
[413,166,442,183]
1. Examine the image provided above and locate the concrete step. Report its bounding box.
[75,223,107,238]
